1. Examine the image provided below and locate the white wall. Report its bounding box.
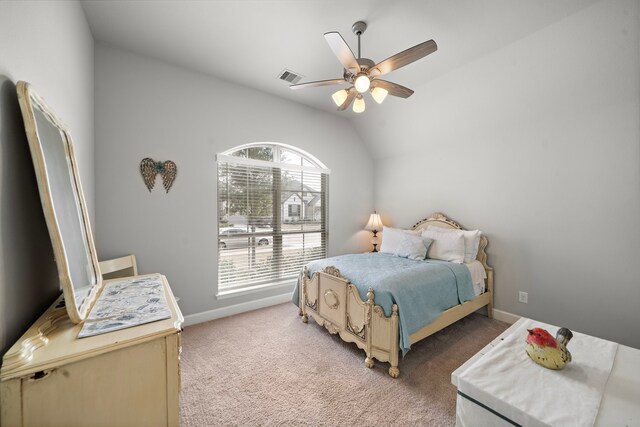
[354,0,640,348]
[94,44,374,318]
[0,1,94,354]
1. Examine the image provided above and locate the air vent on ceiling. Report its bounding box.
[278,69,304,84]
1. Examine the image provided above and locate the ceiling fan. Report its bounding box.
[290,21,437,113]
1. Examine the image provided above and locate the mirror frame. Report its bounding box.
[17,81,102,324]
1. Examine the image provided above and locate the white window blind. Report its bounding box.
[217,147,329,293]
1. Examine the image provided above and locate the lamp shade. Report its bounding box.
[371,87,388,104]
[365,212,383,231]
[353,96,365,113]
[331,89,349,107]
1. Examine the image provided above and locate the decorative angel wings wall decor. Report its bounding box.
[140,158,177,193]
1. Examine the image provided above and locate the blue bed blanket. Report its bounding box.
[292,253,476,356]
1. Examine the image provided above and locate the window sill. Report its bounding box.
[216,279,296,300]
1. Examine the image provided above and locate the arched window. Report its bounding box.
[217,143,330,294]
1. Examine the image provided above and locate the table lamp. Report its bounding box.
[365,211,383,252]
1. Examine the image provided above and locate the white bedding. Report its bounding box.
[457,318,618,427]
[465,260,487,296]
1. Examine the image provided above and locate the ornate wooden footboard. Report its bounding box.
[298,213,494,378]
[299,266,401,378]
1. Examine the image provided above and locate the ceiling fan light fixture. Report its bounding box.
[353,95,365,113]
[289,22,437,113]
[354,75,371,93]
[371,87,388,104]
[331,89,349,107]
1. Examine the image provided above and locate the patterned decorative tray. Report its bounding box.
[79,274,172,338]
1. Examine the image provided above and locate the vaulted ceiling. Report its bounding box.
[81,0,597,118]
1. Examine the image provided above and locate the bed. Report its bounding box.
[293,213,493,378]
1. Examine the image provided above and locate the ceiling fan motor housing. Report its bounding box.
[343,58,374,81]
[357,58,375,70]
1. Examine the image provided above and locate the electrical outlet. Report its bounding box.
[519,291,528,304]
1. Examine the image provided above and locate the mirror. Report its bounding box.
[17,81,102,323]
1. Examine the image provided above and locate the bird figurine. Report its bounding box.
[525,327,573,370]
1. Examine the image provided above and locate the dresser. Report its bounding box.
[0,275,183,427]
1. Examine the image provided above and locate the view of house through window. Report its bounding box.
[217,143,329,293]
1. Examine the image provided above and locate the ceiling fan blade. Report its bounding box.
[289,79,346,90]
[370,40,437,77]
[371,80,414,98]
[337,88,357,111]
[324,32,361,74]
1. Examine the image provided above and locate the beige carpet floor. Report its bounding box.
[180,303,508,427]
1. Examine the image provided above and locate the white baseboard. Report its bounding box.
[492,308,520,324]
[183,293,292,327]
[184,295,519,327]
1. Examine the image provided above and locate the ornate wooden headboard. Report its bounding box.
[411,212,492,274]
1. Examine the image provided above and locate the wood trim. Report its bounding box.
[165,334,181,427]
[16,81,103,324]
[409,293,492,343]
[0,377,21,426]
[411,212,493,274]
[492,309,520,324]
[186,293,292,326]
[99,255,138,279]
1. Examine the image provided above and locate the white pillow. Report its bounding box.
[428,225,482,263]
[394,234,434,260]
[379,226,419,255]
[421,228,466,263]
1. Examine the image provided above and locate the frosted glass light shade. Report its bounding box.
[365,212,383,231]
[352,96,365,113]
[354,75,371,93]
[331,89,349,107]
[371,87,388,104]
